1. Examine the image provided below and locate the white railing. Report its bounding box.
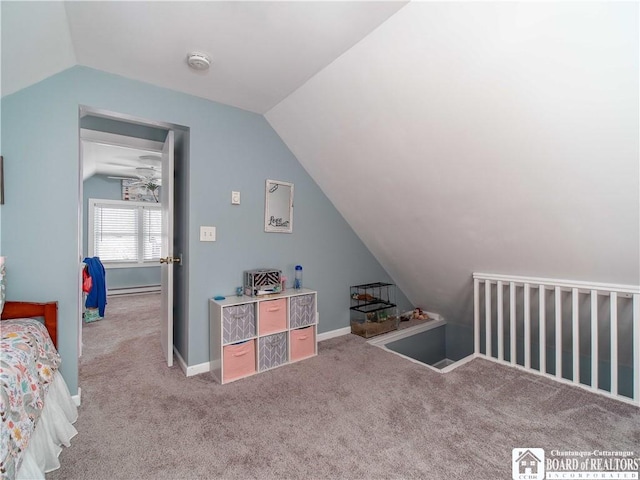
[473,273,640,406]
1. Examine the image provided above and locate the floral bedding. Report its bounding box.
[0,318,60,480]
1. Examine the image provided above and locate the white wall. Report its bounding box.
[266,2,640,324]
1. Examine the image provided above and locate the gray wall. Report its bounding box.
[1,66,412,394]
[82,174,161,290]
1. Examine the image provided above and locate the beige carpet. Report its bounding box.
[49,293,639,479]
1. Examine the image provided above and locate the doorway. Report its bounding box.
[78,106,188,370]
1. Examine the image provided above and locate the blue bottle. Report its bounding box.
[294,265,303,289]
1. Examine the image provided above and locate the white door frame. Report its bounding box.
[77,106,183,365]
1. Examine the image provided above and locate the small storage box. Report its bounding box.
[258,332,287,371]
[290,294,316,328]
[223,304,256,343]
[244,269,282,296]
[258,298,287,335]
[223,340,256,383]
[290,326,316,361]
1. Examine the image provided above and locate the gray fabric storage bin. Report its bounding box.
[289,294,316,328]
[258,332,287,371]
[223,303,256,344]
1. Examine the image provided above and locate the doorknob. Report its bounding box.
[160,256,181,264]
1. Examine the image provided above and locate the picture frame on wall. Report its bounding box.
[121,179,160,203]
[264,179,294,233]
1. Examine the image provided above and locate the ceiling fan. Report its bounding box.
[107,155,162,186]
[109,167,162,186]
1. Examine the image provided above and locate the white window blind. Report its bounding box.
[143,207,162,261]
[89,199,161,266]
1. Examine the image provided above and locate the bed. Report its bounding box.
[1,301,78,480]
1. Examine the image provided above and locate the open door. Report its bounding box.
[160,130,175,367]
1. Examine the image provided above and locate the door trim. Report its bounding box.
[77,105,184,365]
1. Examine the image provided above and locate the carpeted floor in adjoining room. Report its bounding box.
[49,293,640,480]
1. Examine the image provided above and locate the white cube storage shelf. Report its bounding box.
[210,289,318,384]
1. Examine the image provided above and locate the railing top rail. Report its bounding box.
[473,272,640,295]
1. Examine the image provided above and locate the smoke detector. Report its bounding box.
[187,52,211,71]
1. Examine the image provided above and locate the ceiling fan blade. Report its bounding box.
[104,162,138,168]
[123,178,162,186]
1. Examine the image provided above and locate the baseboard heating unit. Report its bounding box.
[107,285,161,296]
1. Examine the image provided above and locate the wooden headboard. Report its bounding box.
[1,301,58,347]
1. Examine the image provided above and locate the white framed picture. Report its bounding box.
[122,179,160,203]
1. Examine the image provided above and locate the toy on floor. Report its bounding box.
[411,308,429,320]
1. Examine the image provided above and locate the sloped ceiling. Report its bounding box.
[1,1,407,113]
[0,1,76,97]
[266,2,640,322]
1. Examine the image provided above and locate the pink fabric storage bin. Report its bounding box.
[223,340,256,383]
[258,298,287,335]
[290,326,316,361]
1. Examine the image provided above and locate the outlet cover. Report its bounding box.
[231,191,240,205]
[200,226,216,242]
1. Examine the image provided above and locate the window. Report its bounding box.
[89,199,161,266]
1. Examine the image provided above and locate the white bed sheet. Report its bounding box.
[15,372,77,480]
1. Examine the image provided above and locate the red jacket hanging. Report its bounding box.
[82,267,93,294]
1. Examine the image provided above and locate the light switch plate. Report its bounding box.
[231,191,240,205]
[200,226,216,242]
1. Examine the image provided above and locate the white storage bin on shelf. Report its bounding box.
[210,288,318,384]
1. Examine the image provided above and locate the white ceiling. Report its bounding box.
[1,1,407,113]
[267,2,640,320]
[80,130,164,181]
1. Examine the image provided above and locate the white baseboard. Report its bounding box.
[317,326,351,342]
[173,347,189,375]
[186,362,211,376]
[174,346,211,377]
[72,387,82,406]
[183,362,211,377]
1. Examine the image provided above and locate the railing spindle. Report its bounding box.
[510,282,516,365]
[590,290,598,391]
[572,288,580,384]
[610,292,618,396]
[485,281,492,358]
[497,281,504,361]
[555,286,562,380]
[524,283,531,369]
[539,285,546,374]
[474,278,480,354]
[633,294,639,403]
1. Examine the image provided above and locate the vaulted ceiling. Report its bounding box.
[2,1,638,323]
